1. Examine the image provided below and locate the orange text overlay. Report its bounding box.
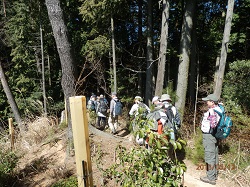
[196,163,236,171]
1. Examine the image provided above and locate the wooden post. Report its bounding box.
[8,118,15,150]
[69,96,93,187]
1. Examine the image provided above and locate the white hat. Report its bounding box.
[134,96,142,101]
[160,94,172,102]
[152,96,159,104]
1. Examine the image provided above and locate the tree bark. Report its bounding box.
[145,0,154,105]
[175,0,196,117]
[111,15,117,93]
[214,0,234,98]
[0,62,23,129]
[188,0,197,107]
[45,0,77,141]
[155,0,170,97]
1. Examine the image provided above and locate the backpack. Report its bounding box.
[214,104,233,139]
[87,100,95,111]
[98,100,108,114]
[146,109,168,131]
[165,106,181,133]
[114,100,123,116]
[138,102,149,118]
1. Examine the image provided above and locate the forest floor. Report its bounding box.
[13,117,249,187]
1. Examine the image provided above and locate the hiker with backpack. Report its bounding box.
[87,94,97,112]
[96,94,108,130]
[200,93,223,185]
[108,92,122,134]
[129,96,151,145]
[147,96,166,134]
[129,96,150,117]
[160,94,181,140]
[87,94,97,125]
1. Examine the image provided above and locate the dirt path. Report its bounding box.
[183,159,234,187]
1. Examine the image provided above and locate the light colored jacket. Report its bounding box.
[129,101,150,116]
[110,97,118,116]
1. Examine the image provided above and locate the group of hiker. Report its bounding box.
[87,91,232,185]
[87,92,182,142]
[129,94,181,147]
[87,92,123,134]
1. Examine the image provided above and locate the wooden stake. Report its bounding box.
[69,96,93,187]
[8,118,14,150]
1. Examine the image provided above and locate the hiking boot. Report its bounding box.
[200,176,216,185]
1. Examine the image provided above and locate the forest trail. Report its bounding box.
[89,123,236,187]
[16,121,241,187]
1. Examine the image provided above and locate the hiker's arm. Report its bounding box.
[129,104,137,116]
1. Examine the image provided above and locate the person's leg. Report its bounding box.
[206,134,217,181]
[108,116,115,133]
[215,141,219,179]
[114,115,118,131]
[98,117,106,130]
[96,116,101,128]
[108,116,117,134]
[201,134,216,185]
[102,116,107,129]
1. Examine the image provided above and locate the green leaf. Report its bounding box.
[176,142,182,150]
[170,140,177,150]
[156,140,162,149]
[178,139,187,145]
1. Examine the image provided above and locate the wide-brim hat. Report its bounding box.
[134,96,142,101]
[160,94,172,102]
[202,94,218,102]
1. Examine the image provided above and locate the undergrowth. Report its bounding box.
[0,149,19,187]
[95,112,187,187]
[185,129,204,165]
[51,176,78,187]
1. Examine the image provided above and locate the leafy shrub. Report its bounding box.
[0,149,19,186]
[223,60,250,113]
[97,113,187,187]
[221,60,250,137]
[185,129,204,164]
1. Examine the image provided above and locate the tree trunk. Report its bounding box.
[137,0,143,96]
[214,0,234,98]
[45,0,77,142]
[145,0,154,105]
[0,62,23,130]
[40,12,47,116]
[155,0,170,97]
[111,15,117,93]
[189,2,197,107]
[175,0,196,117]
[213,56,220,91]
